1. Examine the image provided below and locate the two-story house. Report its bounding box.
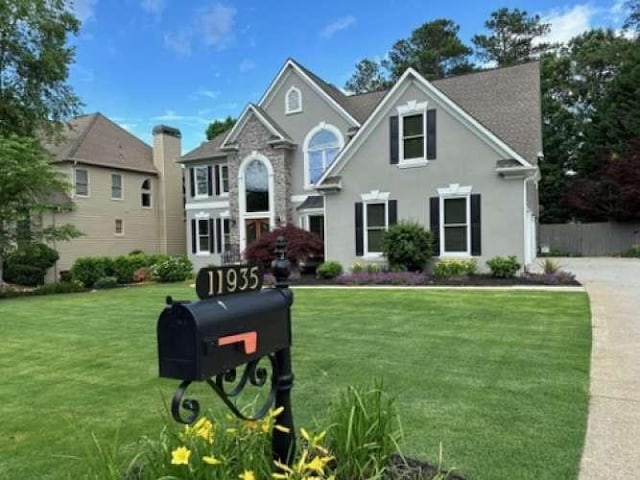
[42,113,185,279]
[179,59,541,271]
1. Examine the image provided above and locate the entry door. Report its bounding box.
[245,218,270,245]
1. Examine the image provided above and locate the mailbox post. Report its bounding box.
[157,236,296,467]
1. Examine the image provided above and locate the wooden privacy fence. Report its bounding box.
[539,222,640,256]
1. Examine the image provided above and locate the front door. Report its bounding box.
[245,218,270,245]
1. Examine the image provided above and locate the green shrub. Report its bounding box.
[33,282,86,296]
[3,243,59,286]
[59,270,72,282]
[539,258,561,275]
[327,383,402,479]
[112,254,152,284]
[620,244,640,258]
[486,255,521,278]
[433,259,477,278]
[93,276,119,290]
[71,257,115,288]
[151,256,193,283]
[132,267,151,283]
[382,221,433,272]
[0,288,25,299]
[316,261,343,279]
[4,264,45,286]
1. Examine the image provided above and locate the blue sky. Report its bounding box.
[68,0,630,154]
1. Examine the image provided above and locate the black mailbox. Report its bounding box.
[157,287,293,381]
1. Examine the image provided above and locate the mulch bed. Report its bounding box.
[283,274,581,287]
[385,454,467,480]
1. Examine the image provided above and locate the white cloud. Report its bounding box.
[164,30,192,56]
[70,0,98,23]
[152,110,210,126]
[540,4,597,45]
[140,0,165,17]
[319,15,356,39]
[152,110,185,122]
[118,123,138,132]
[198,4,237,49]
[195,89,220,99]
[239,59,256,72]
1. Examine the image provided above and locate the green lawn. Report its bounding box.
[0,285,590,480]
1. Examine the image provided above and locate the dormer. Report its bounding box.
[285,86,302,115]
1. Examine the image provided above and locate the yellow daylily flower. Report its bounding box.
[202,455,221,465]
[239,470,256,480]
[304,456,327,474]
[274,424,291,434]
[271,406,285,418]
[170,446,191,466]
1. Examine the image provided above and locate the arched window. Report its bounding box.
[285,86,302,114]
[141,179,151,208]
[304,123,344,187]
[244,159,269,212]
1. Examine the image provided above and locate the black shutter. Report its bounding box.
[429,197,440,256]
[191,219,197,253]
[427,109,437,160]
[355,202,364,256]
[388,200,398,226]
[215,218,222,254]
[470,194,481,256]
[208,219,214,253]
[214,165,220,196]
[207,166,213,196]
[189,168,195,198]
[389,116,399,164]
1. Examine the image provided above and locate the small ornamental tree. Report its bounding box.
[382,221,434,272]
[243,224,324,270]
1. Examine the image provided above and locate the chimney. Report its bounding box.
[152,125,185,255]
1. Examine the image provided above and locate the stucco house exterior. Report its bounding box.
[179,59,541,271]
[42,113,185,280]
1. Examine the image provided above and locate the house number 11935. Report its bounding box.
[195,265,264,300]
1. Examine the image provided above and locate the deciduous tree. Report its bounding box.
[0,0,81,137]
[0,135,80,284]
[206,116,236,140]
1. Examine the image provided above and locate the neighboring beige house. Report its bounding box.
[42,113,185,280]
[179,59,541,272]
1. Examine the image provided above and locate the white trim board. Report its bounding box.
[317,68,533,185]
[222,104,286,148]
[186,201,230,210]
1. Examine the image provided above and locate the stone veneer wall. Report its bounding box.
[227,114,293,248]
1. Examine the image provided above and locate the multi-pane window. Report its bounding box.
[401,113,425,160]
[223,218,231,251]
[197,219,210,253]
[194,166,209,197]
[111,174,122,199]
[115,219,124,235]
[141,179,151,207]
[365,203,387,253]
[74,168,89,196]
[285,86,302,114]
[442,197,469,254]
[220,164,229,195]
[245,159,269,212]
[307,129,341,185]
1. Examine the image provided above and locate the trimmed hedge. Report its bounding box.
[3,243,59,286]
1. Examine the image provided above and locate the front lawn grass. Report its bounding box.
[0,285,590,479]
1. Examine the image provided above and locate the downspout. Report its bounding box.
[523,170,540,268]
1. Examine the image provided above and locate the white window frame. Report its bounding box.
[302,122,344,190]
[360,190,390,258]
[141,178,152,208]
[193,166,209,199]
[194,212,212,256]
[219,164,229,197]
[114,218,124,236]
[111,173,123,200]
[74,168,89,197]
[397,100,428,167]
[238,152,275,253]
[438,184,472,257]
[285,85,302,114]
[299,208,325,238]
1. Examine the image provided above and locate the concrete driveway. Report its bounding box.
[555,258,640,479]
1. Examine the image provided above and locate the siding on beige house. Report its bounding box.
[42,114,185,281]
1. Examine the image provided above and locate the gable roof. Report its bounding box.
[221,103,293,148]
[45,113,158,175]
[258,58,361,127]
[317,64,538,185]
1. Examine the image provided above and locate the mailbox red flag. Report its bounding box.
[217,332,258,355]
